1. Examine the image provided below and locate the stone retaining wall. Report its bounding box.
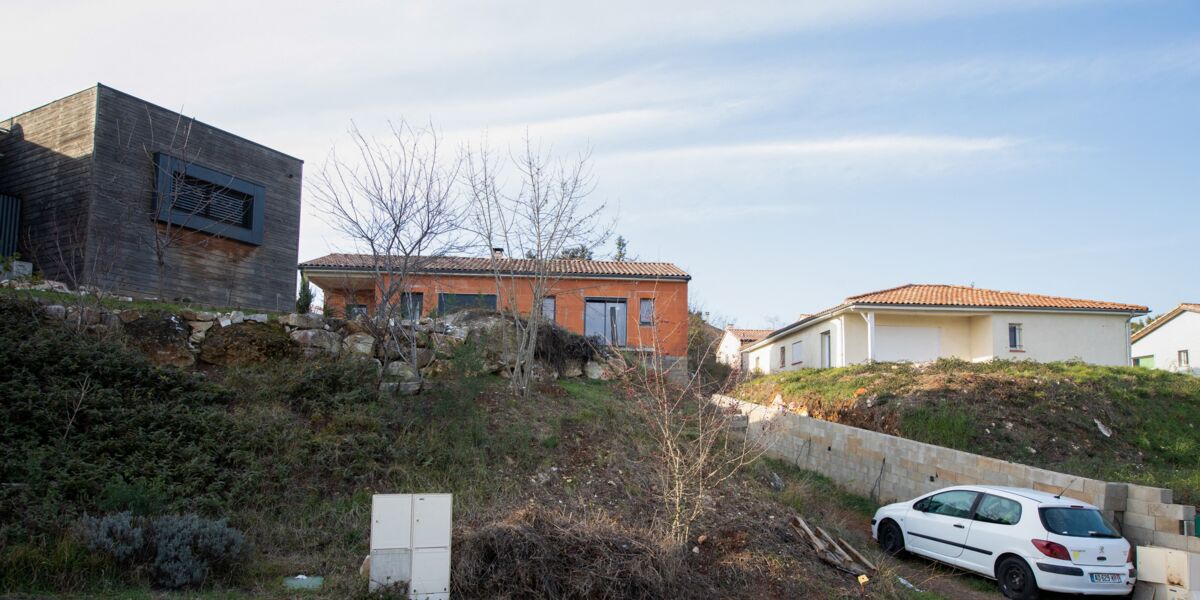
[713,394,1199,552]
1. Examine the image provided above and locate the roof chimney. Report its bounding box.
[491,247,505,259]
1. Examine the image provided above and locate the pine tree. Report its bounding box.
[296,275,314,313]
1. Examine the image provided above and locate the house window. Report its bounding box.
[819,331,832,368]
[154,153,265,245]
[1133,355,1154,369]
[1180,350,1191,368]
[542,296,556,322]
[639,298,655,325]
[754,356,761,372]
[585,298,627,346]
[779,346,786,368]
[791,341,803,365]
[345,303,368,319]
[1008,323,1023,350]
[436,293,497,315]
[399,292,423,319]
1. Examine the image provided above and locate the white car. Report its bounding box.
[871,485,1135,599]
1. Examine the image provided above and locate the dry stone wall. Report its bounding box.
[713,394,1199,553]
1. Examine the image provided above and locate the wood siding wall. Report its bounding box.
[0,85,303,310]
[89,86,303,310]
[0,87,97,283]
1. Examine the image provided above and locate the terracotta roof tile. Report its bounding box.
[1130,302,1200,343]
[846,284,1147,312]
[299,253,690,280]
[729,328,773,344]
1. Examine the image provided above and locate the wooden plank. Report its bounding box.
[790,516,827,552]
[817,526,855,564]
[838,537,877,572]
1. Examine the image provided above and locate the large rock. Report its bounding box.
[200,321,295,366]
[65,306,103,327]
[281,313,325,330]
[409,347,436,369]
[382,360,422,396]
[179,308,217,322]
[584,360,608,380]
[42,304,66,320]
[124,314,195,368]
[441,310,520,373]
[290,329,341,356]
[343,333,377,358]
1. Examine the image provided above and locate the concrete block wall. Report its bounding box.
[714,394,1197,550]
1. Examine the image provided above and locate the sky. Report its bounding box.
[3,0,1197,327]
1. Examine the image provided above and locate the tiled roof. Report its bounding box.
[846,284,1147,312]
[1131,303,1200,343]
[746,283,1148,350]
[729,328,773,344]
[299,253,690,280]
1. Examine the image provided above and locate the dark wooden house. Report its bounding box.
[0,84,302,311]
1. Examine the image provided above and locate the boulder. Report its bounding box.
[584,360,608,380]
[124,314,195,368]
[281,313,324,330]
[179,308,217,322]
[343,333,377,358]
[99,311,123,330]
[384,360,419,381]
[229,311,245,325]
[200,321,295,366]
[408,347,436,369]
[290,329,341,356]
[340,318,370,336]
[42,304,66,320]
[380,381,421,396]
[65,306,103,327]
[189,320,216,334]
[118,309,143,323]
[530,361,557,383]
[247,313,270,324]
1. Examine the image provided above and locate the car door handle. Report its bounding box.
[953,524,965,529]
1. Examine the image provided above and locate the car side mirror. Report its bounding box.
[914,499,930,512]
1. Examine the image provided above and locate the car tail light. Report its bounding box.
[1032,539,1071,561]
[1127,545,1134,564]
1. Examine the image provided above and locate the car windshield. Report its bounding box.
[1039,507,1121,538]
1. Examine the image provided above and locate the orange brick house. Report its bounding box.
[298,253,692,361]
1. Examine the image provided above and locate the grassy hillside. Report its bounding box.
[0,297,1000,599]
[735,360,1200,504]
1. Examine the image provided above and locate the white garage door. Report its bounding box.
[876,326,941,362]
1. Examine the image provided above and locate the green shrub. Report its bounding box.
[81,513,246,589]
[221,358,379,416]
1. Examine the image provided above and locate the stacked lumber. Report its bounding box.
[789,516,877,576]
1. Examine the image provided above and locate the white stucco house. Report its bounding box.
[1130,303,1198,374]
[741,284,1148,374]
[716,327,773,371]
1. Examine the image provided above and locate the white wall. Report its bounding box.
[742,309,1135,371]
[743,316,845,374]
[988,311,1132,366]
[1131,311,1200,372]
[715,330,744,368]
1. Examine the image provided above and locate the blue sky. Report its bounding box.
[3,0,1196,325]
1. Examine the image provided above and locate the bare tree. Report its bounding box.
[614,323,769,546]
[464,137,609,396]
[310,120,466,372]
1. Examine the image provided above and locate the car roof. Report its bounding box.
[942,485,1098,509]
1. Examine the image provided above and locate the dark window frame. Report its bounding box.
[1008,323,1023,350]
[638,297,655,326]
[154,153,266,245]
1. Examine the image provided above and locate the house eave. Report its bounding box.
[297,264,692,283]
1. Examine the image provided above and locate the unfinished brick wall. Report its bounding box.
[714,394,1198,552]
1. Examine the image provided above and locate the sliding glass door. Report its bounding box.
[584,299,627,347]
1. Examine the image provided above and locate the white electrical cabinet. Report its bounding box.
[1135,547,1200,600]
[370,494,452,599]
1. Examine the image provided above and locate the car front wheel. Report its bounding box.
[996,556,1040,600]
[877,520,905,556]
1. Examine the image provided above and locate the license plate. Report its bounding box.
[1090,573,1122,583]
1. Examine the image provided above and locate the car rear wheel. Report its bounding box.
[996,556,1040,600]
[877,520,905,556]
